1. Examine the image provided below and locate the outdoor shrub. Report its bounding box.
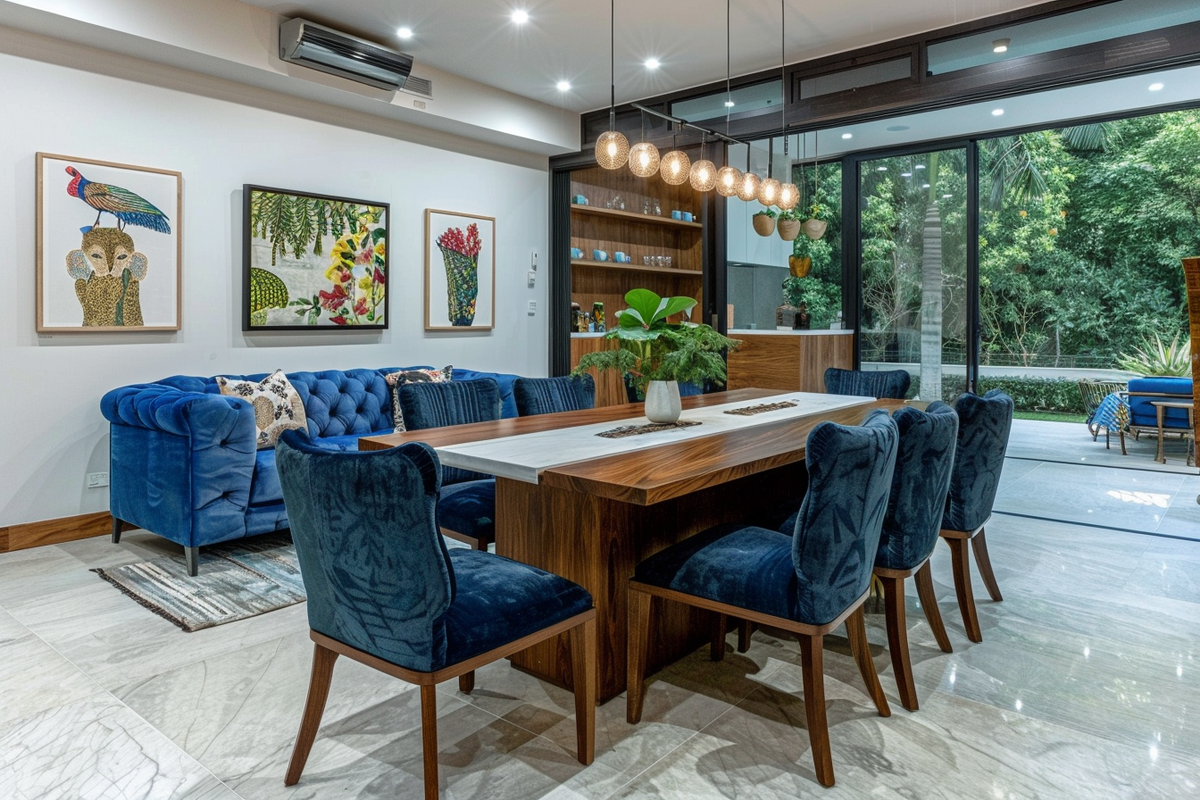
[907,374,1086,413]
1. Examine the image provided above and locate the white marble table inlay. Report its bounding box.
[436,392,874,483]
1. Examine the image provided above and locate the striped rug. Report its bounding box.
[92,533,305,632]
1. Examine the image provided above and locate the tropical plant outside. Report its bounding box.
[1116,333,1193,376]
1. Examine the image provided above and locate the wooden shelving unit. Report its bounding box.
[568,165,706,407]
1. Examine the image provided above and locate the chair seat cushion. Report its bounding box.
[438,479,495,542]
[633,524,802,622]
[442,549,593,666]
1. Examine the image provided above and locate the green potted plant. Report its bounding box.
[573,289,741,422]
[752,207,777,237]
[1117,333,1192,376]
[802,201,830,240]
[777,207,802,242]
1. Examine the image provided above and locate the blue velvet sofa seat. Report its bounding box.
[100,367,519,570]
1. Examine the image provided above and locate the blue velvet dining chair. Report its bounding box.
[275,431,596,799]
[514,374,595,416]
[824,367,912,399]
[398,379,501,551]
[940,389,1014,643]
[626,411,899,787]
[873,402,958,711]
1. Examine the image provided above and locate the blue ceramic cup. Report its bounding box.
[592,249,608,262]
[683,212,694,222]
[572,194,589,205]
[614,251,628,262]
[570,247,584,259]
[671,210,682,220]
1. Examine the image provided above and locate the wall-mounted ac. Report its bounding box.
[279,18,414,92]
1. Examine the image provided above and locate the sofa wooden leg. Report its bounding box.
[185,546,199,577]
[111,516,123,544]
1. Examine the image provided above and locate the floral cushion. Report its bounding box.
[216,370,307,449]
[386,365,452,432]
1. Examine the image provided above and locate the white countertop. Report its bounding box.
[729,328,853,336]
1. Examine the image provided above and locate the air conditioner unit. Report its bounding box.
[279,18,414,91]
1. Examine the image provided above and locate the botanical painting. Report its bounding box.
[36,153,181,332]
[243,185,388,330]
[425,209,495,331]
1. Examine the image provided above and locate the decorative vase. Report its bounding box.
[644,380,682,424]
[789,255,812,278]
[752,215,776,237]
[438,245,479,326]
[775,303,798,330]
[777,219,801,241]
[802,219,828,240]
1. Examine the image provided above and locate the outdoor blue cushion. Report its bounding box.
[438,479,496,542]
[1127,376,1193,428]
[514,375,596,416]
[824,367,911,399]
[943,389,1014,533]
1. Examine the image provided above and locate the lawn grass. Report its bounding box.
[1013,409,1087,424]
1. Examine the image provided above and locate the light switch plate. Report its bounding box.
[527,300,537,314]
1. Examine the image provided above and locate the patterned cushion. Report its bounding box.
[216,370,306,449]
[386,365,452,432]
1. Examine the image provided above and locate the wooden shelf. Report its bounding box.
[570,204,702,229]
[571,259,702,277]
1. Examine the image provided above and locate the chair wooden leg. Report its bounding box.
[569,616,597,765]
[737,620,752,653]
[710,613,728,661]
[420,684,439,800]
[845,606,891,718]
[626,588,653,724]
[285,643,338,786]
[458,671,475,694]
[878,575,917,712]
[971,528,1004,603]
[914,562,952,654]
[946,537,982,643]
[797,633,834,788]
[1119,428,1127,455]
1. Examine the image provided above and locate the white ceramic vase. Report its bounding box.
[644,380,682,424]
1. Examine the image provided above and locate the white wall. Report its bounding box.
[0,47,551,527]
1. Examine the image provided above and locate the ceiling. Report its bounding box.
[243,0,1053,112]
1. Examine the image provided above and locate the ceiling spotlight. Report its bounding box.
[914,164,925,170]
[922,183,931,189]
[556,80,571,91]
[511,9,529,23]
[645,58,661,70]
[725,99,736,107]
[1149,82,1165,91]
[992,37,1011,53]
[992,108,1005,116]
[877,166,888,172]
[901,172,912,177]
[841,133,853,140]
[943,194,953,198]
[396,26,413,39]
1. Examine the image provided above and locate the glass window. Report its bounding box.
[671,80,782,124]
[800,58,910,99]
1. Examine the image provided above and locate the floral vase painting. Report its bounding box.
[425,210,495,331]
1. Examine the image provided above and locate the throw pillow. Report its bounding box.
[216,370,307,449]
[386,365,453,432]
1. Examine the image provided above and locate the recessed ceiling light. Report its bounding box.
[992,38,1011,53]
[992,108,1005,116]
[1149,82,1164,91]
[922,183,931,189]
[556,80,571,91]
[841,133,853,140]
[886,125,910,132]
[877,166,888,172]
[725,99,735,107]
[900,172,912,177]
[943,194,953,198]
[914,164,925,170]
[511,9,529,24]
[396,26,413,39]
[645,58,660,70]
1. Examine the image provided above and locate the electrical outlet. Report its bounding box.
[527,300,537,315]
[87,471,109,488]
[527,270,536,287]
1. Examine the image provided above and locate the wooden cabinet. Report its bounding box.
[568,165,705,407]
[726,331,855,393]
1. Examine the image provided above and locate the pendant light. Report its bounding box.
[736,146,761,201]
[757,133,780,206]
[690,133,717,192]
[715,0,742,197]
[595,0,629,169]
[660,129,691,185]
[776,3,799,210]
[629,111,661,177]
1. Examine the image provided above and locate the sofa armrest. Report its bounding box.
[101,384,253,440]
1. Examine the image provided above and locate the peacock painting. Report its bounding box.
[65,166,171,234]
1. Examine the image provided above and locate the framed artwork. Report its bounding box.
[242,185,388,331]
[425,209,495,331]
[36,153,181,332]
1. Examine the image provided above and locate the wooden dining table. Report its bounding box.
[360,388,899,702]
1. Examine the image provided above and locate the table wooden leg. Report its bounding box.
[1156,405,1166,464]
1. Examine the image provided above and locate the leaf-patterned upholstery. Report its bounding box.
[824,367,912,399]
[514,375,596,416]
[275,432,592,672]
[633,410,898,626]
[943,389,1014,533]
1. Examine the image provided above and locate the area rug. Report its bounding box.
[92,533,306,632]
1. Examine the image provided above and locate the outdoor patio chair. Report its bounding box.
[1078,379,1127,440]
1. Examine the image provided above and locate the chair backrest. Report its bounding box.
[824,367,911,399]
[398,380,501,484]
[790,410,898,625]
[514,375,596,416]
[876,403,959,572]
[275,431,456,672]
[944,389,1014,533]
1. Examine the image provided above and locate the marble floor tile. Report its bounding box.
[1006,419,1196,475]
[0,607,101,727]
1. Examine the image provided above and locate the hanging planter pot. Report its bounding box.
[752,213,776,237]
[777,218,801,241]
[788,255,812,278]
[802,219,828,240]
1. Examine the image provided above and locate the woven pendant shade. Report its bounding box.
[628,142,660,177]
[736,171,761,201]
[777,182,800,210]
[757,177,781,206]
[716,165,742,197]
[596,130,630,170]
[660,150,691,185]
[690,159,717,192]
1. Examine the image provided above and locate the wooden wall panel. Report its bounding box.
[727,333,854,393]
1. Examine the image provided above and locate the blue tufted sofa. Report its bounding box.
[100,367,519,573]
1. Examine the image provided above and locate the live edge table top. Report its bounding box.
[358,388,900,506]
